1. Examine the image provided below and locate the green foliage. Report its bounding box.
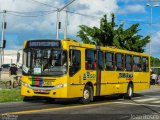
[151,57,160,67]
[0,89,23,102]
[77,14,150,53]
[151,57,160,74]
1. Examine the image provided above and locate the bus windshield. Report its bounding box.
[22,49,67,76]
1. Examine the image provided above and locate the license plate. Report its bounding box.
[42,81,52,86]
[35,89,49,93]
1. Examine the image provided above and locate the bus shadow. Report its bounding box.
[23,93,145,105]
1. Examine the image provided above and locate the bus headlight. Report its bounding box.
[21,82,31,88]
[55,83,66,89]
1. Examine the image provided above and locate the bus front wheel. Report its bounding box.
[79,85,93,104]
[124,84,133,99]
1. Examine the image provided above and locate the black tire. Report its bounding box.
[118,94,125,99]
[79,85,93,104]
[124,84,133,99]
[45,98,55,103]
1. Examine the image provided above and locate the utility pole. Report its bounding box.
[0,10,6,81]
[56,8,60,40]
[64,9,68,39]
[146,3,159,56]
[56,0,76,40]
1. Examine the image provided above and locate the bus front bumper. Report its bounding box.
[21,82,67,98]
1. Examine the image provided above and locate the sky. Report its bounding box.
[0,0,160,58]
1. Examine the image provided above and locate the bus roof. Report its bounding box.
[61,39,149,57]
[24,39,149,57]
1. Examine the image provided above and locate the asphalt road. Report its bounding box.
[1,86,160,120]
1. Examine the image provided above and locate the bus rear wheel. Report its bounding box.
[124,84,133,99]
[79,85,93,104]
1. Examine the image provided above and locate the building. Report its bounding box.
[3,50,22,67]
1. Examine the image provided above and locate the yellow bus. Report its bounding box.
[21,39,150,104]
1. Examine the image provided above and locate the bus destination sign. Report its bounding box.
[26,40,61,48]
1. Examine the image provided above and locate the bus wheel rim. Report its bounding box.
[84,90,90,100]
[128,87,132,97]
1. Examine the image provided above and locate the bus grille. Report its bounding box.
[34,92,49,94]
[31,85,54,88]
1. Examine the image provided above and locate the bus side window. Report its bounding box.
[69,50,81,76]
[133,56,141,72]
[98,51,104,70]
[142,57,149,72]
[116,53,124,71]
[85,49,96,70]
[105,52,114,71]
[125,55,132,71]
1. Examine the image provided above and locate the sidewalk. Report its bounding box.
[149,85,160,91]
[137,85,160,94]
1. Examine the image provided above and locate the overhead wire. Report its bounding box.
[24,0,149,24]
[27,0,54,8]
[67,10,101,19]
[6,10,57,14]
[0,9,156,25]
[0,0,157,25]
[7,10,56,17]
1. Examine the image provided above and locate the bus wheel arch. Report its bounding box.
[125,82,134,99]
[79,82,94,104]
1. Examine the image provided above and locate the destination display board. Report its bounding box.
[26,40,61,48]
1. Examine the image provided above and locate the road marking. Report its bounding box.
[132,97,142,99]
[1,102,113,115]
[114,101,160,108]
[133,98,159,102]
[144,95,160,98]
[151,101,160,104]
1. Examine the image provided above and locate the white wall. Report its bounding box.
[3,50,22,66]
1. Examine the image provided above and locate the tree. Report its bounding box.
[151,57,160,67]
[77,14,150,53]
[151,57,160,74]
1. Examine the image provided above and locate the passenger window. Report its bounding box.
[125,55,132,71]
[98,51,104,70]
[116,53,124,71]
[105,52,114,71]
[69,50,81,76]
[133,56,141,72]
[85,49,96,70]
[142,57,148,72]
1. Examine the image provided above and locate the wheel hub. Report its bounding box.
[84,89,90,99]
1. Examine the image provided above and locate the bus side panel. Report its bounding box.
[67,68,86,98]
[100,71,119,95]
[133,72,150,92]
[67,84,84,98]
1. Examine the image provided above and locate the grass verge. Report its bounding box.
[0,89,23,103]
